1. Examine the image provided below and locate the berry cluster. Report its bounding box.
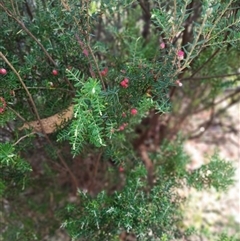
[120,78,129,88]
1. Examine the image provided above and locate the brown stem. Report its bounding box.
[88,151,102,192]
[139,144,153,187]
[138,0,151,39]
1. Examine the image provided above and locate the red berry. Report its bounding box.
[123,78,129,84]
[118,125,125,131]
[120,78,129,88]
[130,108,138,116]
[100,68,108,77]
[177,50,184,60]
[0,68,7,75]
[160,42,165,49]
[119,166,124,172]
[52,69,58,76]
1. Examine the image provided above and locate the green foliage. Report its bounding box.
[0,109,15,127]
[156,138,191,177]
[187,153,235,191]
[58,140,236,240]
[58,70,106,155]
[0,143,31,196]
[217,233,239,241]
[60,164,179,240]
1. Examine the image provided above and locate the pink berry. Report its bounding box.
[120,80,128,88]
[119,166,124,172]
[120,78,129,88]
[118,125,125,131]
[177,50,184,60]
[0,68,7,75]
[160,42,165,49]
[52,69,58,76]
[123,78,129,84]
[82,49,89,57]
[130,108,138,116]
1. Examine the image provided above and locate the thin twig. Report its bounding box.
[192,88,240,114]
[177,13,209,73]
[13,132,36,146]
[7,106,27,122]
[88,151,102,192]
[0,3,56,67]
[206,0,234,40]
[182,72,240,81]
[87,43,106,91]
[13,86,75,93]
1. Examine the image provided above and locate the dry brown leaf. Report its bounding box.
[19,105,74,134]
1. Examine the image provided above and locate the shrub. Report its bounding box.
[0,0,239,240]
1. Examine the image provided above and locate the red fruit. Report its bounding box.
[118,125,125,131]
[119,166,124,172]
[52,69,58,76]
[120,78,129,88]
[120,81,128,88]
[130,108,138,116]
[0,68,7,75]
[100,68,108,77]
[177,50,184,60]
[123,78,129,84]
